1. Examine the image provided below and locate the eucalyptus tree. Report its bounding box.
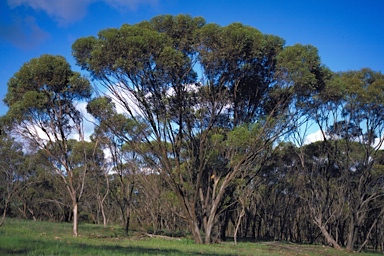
[87,96,143,234]
[73,14,326,243]
[70,139,107,226]
[295,68,384,250]
[298,140,346,249]
[3,55,92,236]
[0,127,28,226]
[335,69,384,251]
[15,153,70,222]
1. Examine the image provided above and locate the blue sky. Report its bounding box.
[1,0,384,117]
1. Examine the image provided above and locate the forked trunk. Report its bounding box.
[204,198,222,244]
[203,175,232,244]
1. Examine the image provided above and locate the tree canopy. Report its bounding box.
[3,54,92,236]
[72,14,327,244]
[2,14,384,251]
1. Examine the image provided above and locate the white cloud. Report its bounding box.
[372,137,384,150]
[75,101,96,141]
[7,0,158,25]
[20,101,95,144]
[304,129,327,145]
[304,129,384,150]
[105,86,144,117]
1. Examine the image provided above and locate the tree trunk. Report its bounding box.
[0,208,7,227]
[234,206,245,245]
[27,207,36,221]
[346,220,357,251]
[0,198,10,227]
[314,217,341,250]
[205,221,213,244]
[204,199,221,244]
[358,218,378,252]
[125,205,131,236]
[73,200,78,237]
[190,219,203,244]
[100,174,109,228]
[319,225,341,249]
[203,175,234,244]
[101,203,107,228]
[219,210,230,241]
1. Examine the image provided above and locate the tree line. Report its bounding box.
[1,14,384,252]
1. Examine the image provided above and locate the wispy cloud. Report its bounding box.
[7,0,158,25]
[105,0,158,10]
[0,15,49,49]
[7,0,92,26]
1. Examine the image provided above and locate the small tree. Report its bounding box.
[3,54,92,236]
[0,127,28,226]
[293,68,384,250]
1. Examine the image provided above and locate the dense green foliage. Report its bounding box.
[2,54,92,236]
[2,14,384,252]
[72,14,327,244]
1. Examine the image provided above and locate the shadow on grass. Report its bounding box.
[0,238,238,256]
[74,243,237,255]
[0,248,30,255]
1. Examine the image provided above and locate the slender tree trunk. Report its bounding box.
[97,194,108,227]
[27,207,36,221]
[234,205,245,245]
[358,218,378,252]
[346,219,357,251]
[125,205,131,236]
[219,210,230,241]
[0,197,11,227]
[101,174,109,228]
[101,203,107,228]
[0,207,7,227]
[17,201,28,219]
[73,200,78,237]
[0,178,18,227]
[124,182,135,236]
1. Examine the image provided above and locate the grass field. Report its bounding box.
[0,218,380,255]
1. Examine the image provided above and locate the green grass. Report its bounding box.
[0,218,380,255]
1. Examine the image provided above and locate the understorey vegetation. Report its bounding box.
[1,14,384,252]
